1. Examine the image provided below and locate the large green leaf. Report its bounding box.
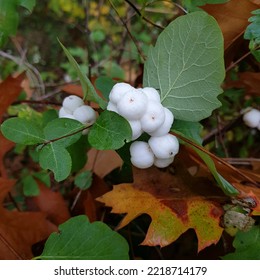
[88,110,132,150]
[44,118,84,148]
[223,226,260,260]
[21,174,39,197]
[39,143,71,182]
[0,0,36,47]
[183,0,229,11]
[143,11,225,121]
[59,40,107,109]
[1,117,45,145]
[38,215,129,260]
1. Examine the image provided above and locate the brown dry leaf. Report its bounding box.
[0,132,15,178]
[227,72,260,96]
[0,73,25,122]
[85,149,122,178]
[26,181,70,226]
[202,0,259,49]
[97,162,225,252]
[71,174,110,222]
[0,178,57,259]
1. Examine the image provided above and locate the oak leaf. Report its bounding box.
[97,163,224,252]
[0,178,57,259]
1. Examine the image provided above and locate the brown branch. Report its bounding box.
[12,100,61,106]
[124,0,164,30]
[170,130,258,187]
[108,0,146,61]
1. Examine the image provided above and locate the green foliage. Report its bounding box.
[183,0,229,11]
[37,215,129,260]
[21,174,39,197]
[172,120,203,144]
[59,40,107,109]
[95,76,116,101]
[33,170,51,187]
[39,143,72,182]
[0,0,35,47]
[75,171,93,190]
[1,117,45,145]
[223,226,260,260]
[244,9,260,62]
[44,118,84,147]
[88,110,132,150]
[143,11,225,121]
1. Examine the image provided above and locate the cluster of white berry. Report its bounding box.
[59,95,97,134]
[243,108,260,130]
[107,83,179,169]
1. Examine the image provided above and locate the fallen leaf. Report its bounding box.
[202,0,259,49]
[0,132,15,178]
[0,178,57,259]
[97,161,224,252]
[0,73,25,122]
[26,181,71,226]
[85,149,122,178]
[71,174,110,222]
[226,72,260,96]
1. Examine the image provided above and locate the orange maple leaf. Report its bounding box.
[97,164,224,252]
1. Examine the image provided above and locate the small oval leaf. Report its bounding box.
[88,110,132,150]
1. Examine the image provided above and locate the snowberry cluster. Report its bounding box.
[59,95,97,134]
[243,108,260,130]
[107,83,179,169]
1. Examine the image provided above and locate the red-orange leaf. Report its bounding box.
[0,178,57,259]
[0,73,25,122]
[97,164,224,252]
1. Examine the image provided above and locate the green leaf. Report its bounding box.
[88,110,132,150]
[223,226,260,260]
[0,0,35,47]
[1,117,45,145]
[95,76,116,101]
[33,170,51,187]
[0,0,19,47]
[18,0,36,12]
[44,118,84,148]
[143,11,225,121]
[22,175,39,197]
[42,109,58,127]
[172,120,203,144]
[59,40,107,109]
[38,215,129,260]
[67,136,89,172]
[39,143,71,182]
[183,0,229,11]
[75,171,93,190]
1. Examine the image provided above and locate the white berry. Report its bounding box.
[117,89,148,120]
[130,141,154,169]
[59,107,72,117]
[73,105,96,125]
[107,101,118,114]
[243,109,260,128]
[148,134,179,159]
[59,113,77,120]
[142,87,161,103]
[149,108,174,137]
[109,82,134,104]
[62,95,84,112]
[154,157,174,168]
[140,100,165,133]
[129,120,143,140]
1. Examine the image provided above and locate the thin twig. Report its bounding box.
[170,131,259,186]
[108,0,146,61]
[124,0,164,30]
[12,100,61,106]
